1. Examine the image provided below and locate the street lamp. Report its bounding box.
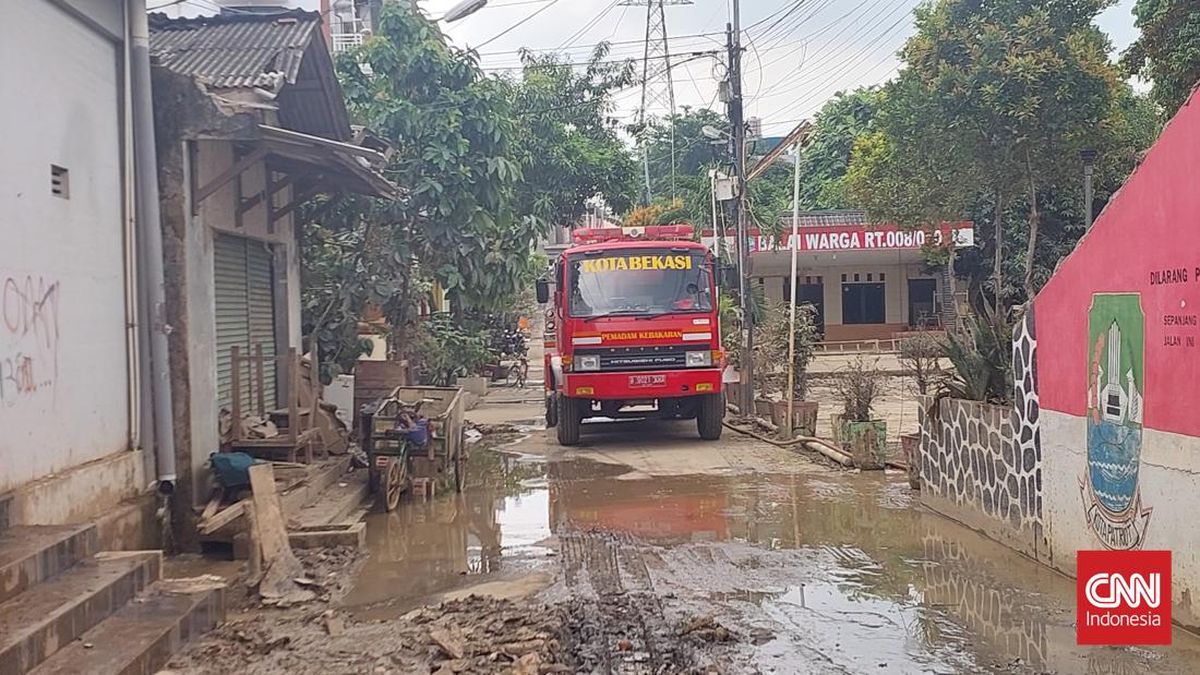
[440,0,488,23]
[701,125,727,140]
[1080,148,1097,230]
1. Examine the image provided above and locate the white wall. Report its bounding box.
[183,140,301,500]
[0,1,131,493]
[1041,409,1200,626]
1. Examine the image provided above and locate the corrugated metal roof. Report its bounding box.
[149,10,321,91]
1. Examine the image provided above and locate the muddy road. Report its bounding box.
[170,389,1200,674]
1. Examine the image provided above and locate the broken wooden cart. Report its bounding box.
[361,385,466,510]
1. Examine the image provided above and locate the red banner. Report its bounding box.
[700,222,974,253]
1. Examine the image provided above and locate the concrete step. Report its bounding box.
[0,524,98,605]
[0,551,161,675]
[29,576,227,675]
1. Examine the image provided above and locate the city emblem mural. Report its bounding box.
[1081,293,1152,549]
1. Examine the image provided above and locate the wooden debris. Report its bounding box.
[429,627,465,660]
[248,463,315,605]
[324,614,345,637]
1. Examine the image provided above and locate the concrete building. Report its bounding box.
[147,8,395,543]
[0,0,159,546]
[703,212,974,344]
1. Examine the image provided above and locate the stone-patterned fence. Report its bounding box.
[917,397,1047,561]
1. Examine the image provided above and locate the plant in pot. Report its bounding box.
[834,356,887,469]
[753,301,821,436]
[898,331,946,488]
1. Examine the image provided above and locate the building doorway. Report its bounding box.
[842,282,885,324]
[784,277,825,333]
[908,278,938,328]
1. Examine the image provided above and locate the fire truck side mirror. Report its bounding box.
[535,279,550,304]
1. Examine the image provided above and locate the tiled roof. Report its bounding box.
[148,9,321,91]
[783,210,871,228]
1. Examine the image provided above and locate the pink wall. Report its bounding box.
[1034,91,1200,436]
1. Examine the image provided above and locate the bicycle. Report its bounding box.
[505,355,529,388]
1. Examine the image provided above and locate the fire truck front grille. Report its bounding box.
[577,346,691,371]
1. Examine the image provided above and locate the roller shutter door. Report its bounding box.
[214,233,278,412]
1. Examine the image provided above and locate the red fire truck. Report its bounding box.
[536,224,724,446]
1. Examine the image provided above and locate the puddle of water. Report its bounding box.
[340,451,554,620]
[342,449,1200,672]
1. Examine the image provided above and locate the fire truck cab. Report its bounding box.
[537,224,724,446]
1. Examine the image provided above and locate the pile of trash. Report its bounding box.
[403,595,571,674]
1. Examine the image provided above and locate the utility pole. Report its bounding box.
[624,0,693,204]
[725,1,753,415]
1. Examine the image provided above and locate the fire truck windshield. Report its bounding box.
[567,249,712,319]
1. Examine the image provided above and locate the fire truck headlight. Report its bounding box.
[576,355,601,372]
[686,350,713,368]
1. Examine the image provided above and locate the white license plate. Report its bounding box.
[629,374,667,388]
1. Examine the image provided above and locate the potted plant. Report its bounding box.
[834,356,887,469]
[752,301,821,435]
[898,331,945,488]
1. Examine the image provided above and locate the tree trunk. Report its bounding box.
[993,189,1005,324]
[391,225,414,360]
[1023,148,1040,302]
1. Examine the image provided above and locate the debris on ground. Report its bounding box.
[170,594,574,674]
[680,615,736,643]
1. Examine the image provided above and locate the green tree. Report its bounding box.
[1123,0,1200,117]
[304,5,546,377]
[337,4,540,314]
[639,107,794,237]
[847,0,1123,307]
[506,46,640,227]
[797,87,883,210]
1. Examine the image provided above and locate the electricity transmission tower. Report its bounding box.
[621,0,693,204]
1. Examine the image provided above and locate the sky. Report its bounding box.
[161,0,1142,137]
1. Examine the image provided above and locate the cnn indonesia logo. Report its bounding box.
[1077,550,1172,645]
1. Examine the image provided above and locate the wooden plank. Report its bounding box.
[248,464,289,562]
[198,500,246,535]
[271,182,323,225]
[231,346,243,441]
[194,147,267,209]
[248,463,314,604]
[200,490,222,522]
[288,348,300,446]
[255,344,267,417]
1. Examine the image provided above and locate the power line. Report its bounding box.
[751,0,914,105]
[476,0,566,49]
[556,1,621,51]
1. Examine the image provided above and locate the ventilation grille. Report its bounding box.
[51,165,69,199]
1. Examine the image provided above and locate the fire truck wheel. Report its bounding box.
[546,393,559,428]
[697,393,724,441]
[556,395,581,446]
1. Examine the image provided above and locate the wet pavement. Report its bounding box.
[339,412,1200,673]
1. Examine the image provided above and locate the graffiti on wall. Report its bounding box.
[1081,293,1152,550]
[0,274,60,406]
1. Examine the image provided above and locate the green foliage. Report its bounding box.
[942,309,1013,404]
[407,314,494,387]
[336,4,540,312]
[505,46,639,226]
[1123,0,1200,117]
[798,88,884,210]
[847,0,1127,306]
[637,108,793,235]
